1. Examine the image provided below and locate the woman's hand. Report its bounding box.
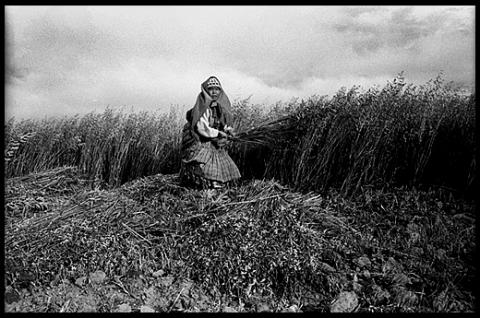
[218,131,228,139]
[213,132,228,148]
[224,127,236,137]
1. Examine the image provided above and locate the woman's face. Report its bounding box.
[207,86,221,100]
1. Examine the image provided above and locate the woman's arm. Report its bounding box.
[196,108,220,138]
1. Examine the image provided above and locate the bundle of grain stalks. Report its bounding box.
[227,115,301,179]
[229,116,297,147]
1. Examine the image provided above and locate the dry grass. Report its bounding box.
[5,108,183,187]
[232,75,475,198]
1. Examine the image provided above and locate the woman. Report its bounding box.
[180,76,241,189]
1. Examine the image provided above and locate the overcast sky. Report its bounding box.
[5,5,475,120]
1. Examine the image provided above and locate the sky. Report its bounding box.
[5,5,475,120]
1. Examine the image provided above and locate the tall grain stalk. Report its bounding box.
[5,108,184,187]
[259,74,475,197]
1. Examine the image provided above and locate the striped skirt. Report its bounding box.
[180,141,241,189]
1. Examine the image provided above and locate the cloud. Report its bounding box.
[324,6,474,83]
[333,7,452,54]
[5,6,475,120]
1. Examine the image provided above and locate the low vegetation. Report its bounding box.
[5,167,475,312]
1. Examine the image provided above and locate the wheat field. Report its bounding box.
[5,75,475,197]
[4,75,476,312]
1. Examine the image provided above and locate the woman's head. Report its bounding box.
[189,75,232,128]
[205,76,222,100]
